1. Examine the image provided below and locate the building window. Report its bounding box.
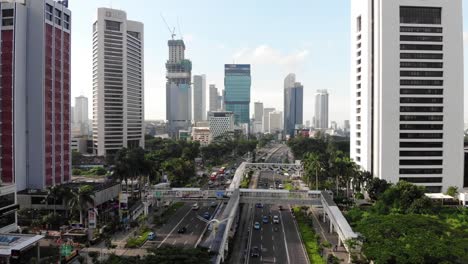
[357,108,361,114]
[400,106,443,112]
[400,26,442,33]
[357,148,361,154]
[105,20,121,31]
[64,13,70,30]
[356,156,361,162]
[356,116,361,122]
[357,35,361,41]
[357,51,361,57]
[400,151,443,157]
[400,80,443,86]
[400,71,443,77]
[400,97,443,104]
[0,193,15,209]
[400,142,443,148]
[356,132,361,137]
[400,6,442,25]
[0,212,15,227]
[357,16,362,32]
[400,89,443,95]
[357,124,361,129]
[400,124,443,130]
[400,44,443,51]
[399,160,443,166]
[357,83,361,89]
[31,196,46,205]
[357,92,361,97]
[357,43,361,49]
[400,53,443,60]
[356,140,361,146]
[357,75,361,81]
[357,59,361,65]
[400,133,443,139]
[93,21,98,32]
[400,61,443,68]
[399,168,443,175]
[400,35,443,42]
[400,115,443,121]
[2,9,13,17]
[2,18,13,26]
[399,177,442,183]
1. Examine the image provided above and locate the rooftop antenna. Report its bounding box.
[161,14,176,40]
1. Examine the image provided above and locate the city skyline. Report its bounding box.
[70,1,468,125]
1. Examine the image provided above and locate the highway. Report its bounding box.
[144,201,220,249]
[230,145,309,264]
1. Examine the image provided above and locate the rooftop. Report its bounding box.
[0,234,43,256]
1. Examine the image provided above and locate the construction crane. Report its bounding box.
[161,14,176,40]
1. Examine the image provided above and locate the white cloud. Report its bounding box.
[232,45,310,69]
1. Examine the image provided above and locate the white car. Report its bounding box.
[192,203,199,210]
[273,215,280,224]
[278,184,284,189]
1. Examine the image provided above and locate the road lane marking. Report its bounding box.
[279,210,291,264]
[172,240,176,245]
[157,206,192,248]
[184,240,188,246]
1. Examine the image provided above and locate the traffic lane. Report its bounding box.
[162,202,219,248]
[151,202,193,244]
[269,206,288,264]
[281,207,309,264]
[249,204,268,264]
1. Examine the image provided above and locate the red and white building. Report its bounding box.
[0,0,71,193]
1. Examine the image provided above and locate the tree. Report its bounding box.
[68,185,95,225]
[45,185,64,215]
[365,178,390,201]
[162,158,195,187]
[446,186,459,198]
[304,152,324,190]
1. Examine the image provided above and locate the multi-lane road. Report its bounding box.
[144,201,220,249]
[230,145,309,264]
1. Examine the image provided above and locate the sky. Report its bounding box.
[70,0,468,127]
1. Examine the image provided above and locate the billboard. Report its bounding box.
[88,208,97,229]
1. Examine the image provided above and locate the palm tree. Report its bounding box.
[45,185,64,215]
[68,185,95,225]
[304,152,324,190]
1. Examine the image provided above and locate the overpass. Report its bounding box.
[151,162,360,263]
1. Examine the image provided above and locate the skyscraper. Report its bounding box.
[224,64,251,125]
[263,108,275,133]
[269,111,283,134]
[314,89,329,129]
[74,96,89,136]
[284,73,304,137]
[93,8,144,156]
[351,0,463,192]
[209,84,219,112]
[193,74,206,122]
[166,39,192,138]
[254,102,264,133]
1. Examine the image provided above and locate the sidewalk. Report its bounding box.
[309,208,349,263]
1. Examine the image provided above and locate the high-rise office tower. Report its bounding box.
[93,8,144,156]
[208,111,235,139]
[253,102,263,133]
[314,89,329,129]
[351,0,463,192]
[166,39,192,138]
[263,108,275,133]
[209,84,219,112]
[74,96,89,136]
[269,111,283,134]
[224,64,251,125]
[193,74,206,122]
[284,73,304,137]
[218,90,225,111]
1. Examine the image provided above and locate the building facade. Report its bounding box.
[193,74,206,122]
[314,89,329,129]
[192,127,211,146]
[224,64,251,125]
[209,84,220,112]
[74,95,89,136]
[166,39,192,138]
[92,8,144,156]
[208,111,235,139]
[284,74,304,137]
[254,102,264,133]
[351,0,464,192]
[269,111,283,134]
[263,108,275,133]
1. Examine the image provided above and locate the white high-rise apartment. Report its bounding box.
[263,108,275,133]
[193,74,206,122]
[351,0,463,192]
[314,89,329,129]
[93,8,144,156]
[74,96,89,136]
[269,111,283,134]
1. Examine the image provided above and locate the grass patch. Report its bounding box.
[126,231,150,248]
[293,207,325,264]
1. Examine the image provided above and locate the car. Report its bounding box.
[269,185,274,190]
[250,246,260,257]
[262,216,269,224]
[192,203,199,210]
[177,226,187,234]
[148,232,156,240]
[210,201,217,208]
[278,184,284,189]
[203,212,211,219]
[254,222,261,230]
[273,215,280,224]
[255,203,264,208]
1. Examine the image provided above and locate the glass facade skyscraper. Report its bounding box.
[224,64,251,124]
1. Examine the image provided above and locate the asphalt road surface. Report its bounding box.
[144,201,220,249]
